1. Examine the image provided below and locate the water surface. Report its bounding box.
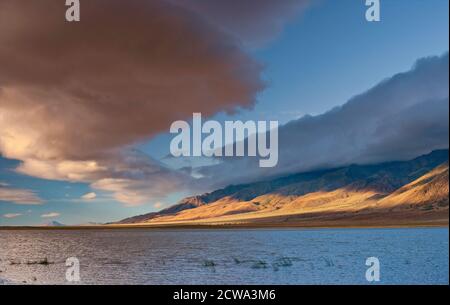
[0,228,448,284]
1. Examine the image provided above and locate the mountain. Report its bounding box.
[116,149,449,226]
[379,162,449,208]
[41,221,65,227]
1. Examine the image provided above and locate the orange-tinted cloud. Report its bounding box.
[0,185,43,205]
[0,0,305,205]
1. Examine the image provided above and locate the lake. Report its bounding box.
[0,228,448,285]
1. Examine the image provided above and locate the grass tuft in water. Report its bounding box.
[26,257,54,265]
[251,260,268,269]
[203,260,216,267]
[322,257,335,267]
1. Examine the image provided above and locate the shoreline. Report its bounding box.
[2,208,448,230]
[1,222,448,230]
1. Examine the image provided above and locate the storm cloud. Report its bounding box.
[0,0,308,205]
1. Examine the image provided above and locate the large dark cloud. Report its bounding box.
[0,0,264,158]
[0,0,307,205]
[198,53,449,188]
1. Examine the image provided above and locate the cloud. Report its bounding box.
[81,192,97,200]
[0,185,43,205]
[41,212,60,218]
[197,53,450,188]
[3,213,22,219]
[170,0,310,47]
[0,0,307,205]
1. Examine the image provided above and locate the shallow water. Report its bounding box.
[0,228,448,285]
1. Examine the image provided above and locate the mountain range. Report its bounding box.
[116,149,449,227]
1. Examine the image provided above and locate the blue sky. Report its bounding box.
[0,0,448,226]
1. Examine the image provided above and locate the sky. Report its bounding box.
[0,0,448,226]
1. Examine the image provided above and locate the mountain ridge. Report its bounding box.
[116,149,449,225]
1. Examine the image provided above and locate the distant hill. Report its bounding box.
[41,220,65,227]
[116,149,449,227]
